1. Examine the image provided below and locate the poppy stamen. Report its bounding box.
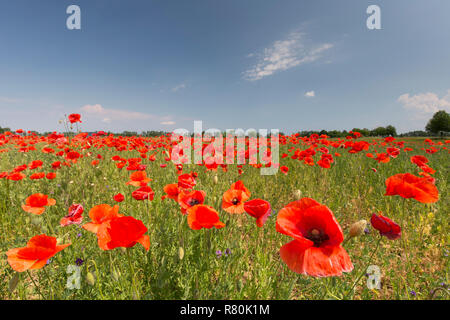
[306,228,329,247]
[231,197,240,205]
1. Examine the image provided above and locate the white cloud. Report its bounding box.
[243,32,333,81]
[160,121,175,125]
[305,90,315,97]
[398,90,450,119]
[80,104,155,122]
[171,83,186,92]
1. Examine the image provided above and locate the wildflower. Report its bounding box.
[243,198,271,227]
[6,234,70,272]
[186,205,225,230]
[22,193,56,215]
[60,204,84,226]
[370,213,401,240]
[276,197,353,277]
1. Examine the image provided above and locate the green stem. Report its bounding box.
[26,270,46,299]
[126,248,139,299]
[344,236,382,300]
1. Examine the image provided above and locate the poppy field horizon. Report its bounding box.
[0,115,448,300]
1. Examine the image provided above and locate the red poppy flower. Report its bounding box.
[113,193,125,202]
[82,204,123,234]
[161,183,180,201]
[370,213,401,240]
[244,199,271,227]
[6,234,70,272]
[68,113,82,123]
[22,193,56,215]
[187,205,225,230]
[280,166,289,175]
[30,172,45,180]
[7,172,26,181]
[132,186,155,201]
[385,173,439,203]
[97,216,150,251]
[276,197,353,277]
[178,173,197,189]
[178,189,206,214]
[46,172,57,180]
[60,204,84,227]
[221,181,251,214]
[126,171,151,187]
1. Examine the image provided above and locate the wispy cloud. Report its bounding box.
[398,90,450,119]
[160,121,176,125]
[80,104,156,122]
[305,90,315,97]
[243,31,333,81]
[171,83,186,92]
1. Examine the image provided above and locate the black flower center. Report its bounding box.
[306,228,329,247]
[188,199,200,207]
[231,197,240,205]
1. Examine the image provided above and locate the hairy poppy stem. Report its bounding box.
[126,248,139,300]
[26,270,46,300]
[344,236,382,300]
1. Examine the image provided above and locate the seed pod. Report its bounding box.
[86,272,96,286]
[349,220,368,238]
[293,189,302,200]
[178,247,185,260]
[213,175,218,184]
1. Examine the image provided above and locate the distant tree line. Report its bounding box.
[2,111,448,137]
[297,125,397,138]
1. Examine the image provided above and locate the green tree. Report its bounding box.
[425,110,450,134]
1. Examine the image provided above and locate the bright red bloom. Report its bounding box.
[178,189,206,214]
[113,193,125,202]
[7,172,26,181]
[132,186,155,201]
[370,213,401,240]
[161,183,180,201]
[6,234,70,272]
[68,113,82,123]
[97,216,150,251]
[187,205,225,230]
[126,171,151,187]
[46,172,57,180]
[178,173,197,189]
[82,204,123,234]
[22,193,56,215]
[222,180,251,214]
[280,166,289,175]
[244,199,271,227]
[385,173,439,203]
[410,155,428,167]
[60,204,84,226]
[276,197,353,277]
[30,172,45,180]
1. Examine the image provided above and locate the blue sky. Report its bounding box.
[1,0,449,134]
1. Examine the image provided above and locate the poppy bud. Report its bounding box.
[349,220,367,238]
[213,175,218,184]
[293,189,302,200]
[86,272,96,286]
[178,247,185,260]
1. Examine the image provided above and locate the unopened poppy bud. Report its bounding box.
[293,189,302,200]
[178,247,185,260]
[213,175,218,184]
[86,272,96,286]
[349,220,367,238]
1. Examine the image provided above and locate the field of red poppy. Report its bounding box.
[0,122,448,300]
